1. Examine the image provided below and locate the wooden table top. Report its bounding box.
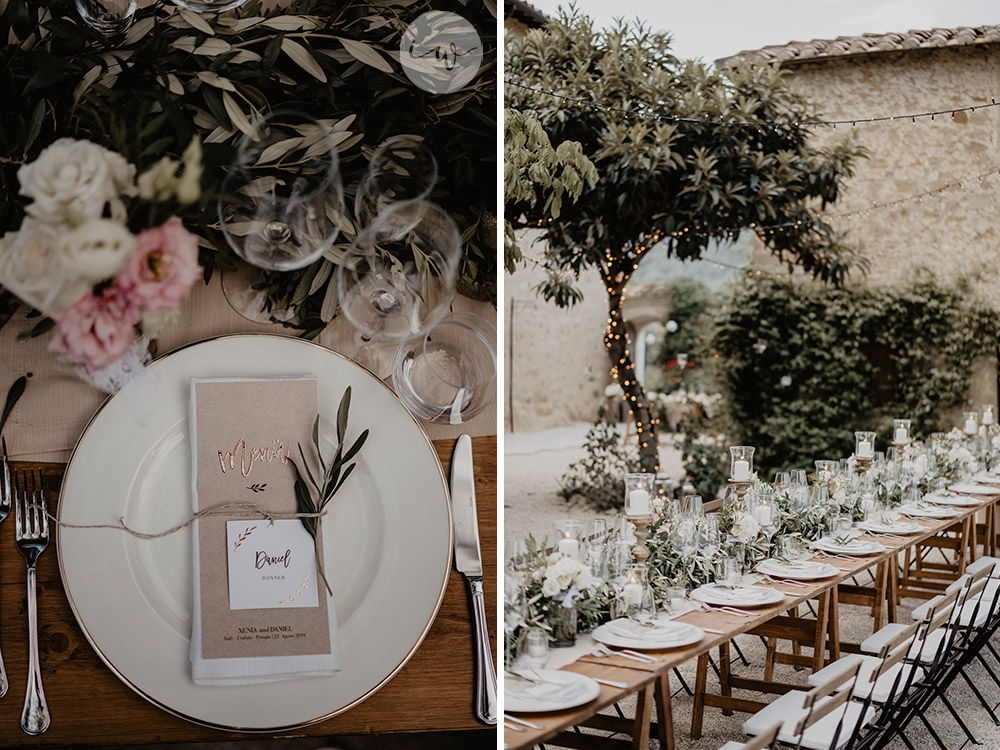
[505,488,999,749]
[0,434,496,747]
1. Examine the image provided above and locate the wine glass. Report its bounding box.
[219,110,345,271]
[75,0,136,38]
[355,136,438,228]
[337,199,460,375]
[218,111,345,321]
[173,0,247,11]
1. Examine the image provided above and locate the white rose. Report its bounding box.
[992,436,1000,450]
[731,512,759,542]
[575,570,594,589]
[541,577,561,597]
[55,218,136,283]
[948,446,972,464]
[551,556,578,578]
[18,138,136,226]
[0,219,90,314]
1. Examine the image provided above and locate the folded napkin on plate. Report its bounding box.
[605,619,688,640]
[189,376,341,686]
[713,586,770,600]
[509,680,590,702]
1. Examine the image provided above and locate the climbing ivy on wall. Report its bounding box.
[714,276,999,475]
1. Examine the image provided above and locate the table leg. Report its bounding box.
[814,590,830,670]
[888,556,898,623]
[691,652,709,739]
[872,562,885,630]
[827,586,840,663]
[763,637,777,682]
[719,642,733,716]
[631,683,653,750]
[655,670,675,750]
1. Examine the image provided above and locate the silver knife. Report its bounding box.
[450,434,497,725]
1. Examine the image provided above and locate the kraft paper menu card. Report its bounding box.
[189,376,341,685]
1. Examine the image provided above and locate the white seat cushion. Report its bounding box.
[717,743,746,750]
[967,557,1000,577]
[861,624,948,663]
[808,654,924,703]
[911,593,993,627]
[743,690,875,750]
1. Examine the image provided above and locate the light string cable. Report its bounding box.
[504,79,1000,128]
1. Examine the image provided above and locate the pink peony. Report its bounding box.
[49,289,139,372]
[116,216,200,311]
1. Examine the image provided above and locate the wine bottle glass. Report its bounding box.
[218,110,345,321]
[355,136,438,229]
[336,199,460,376]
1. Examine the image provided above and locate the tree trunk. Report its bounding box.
[605,283,660,473]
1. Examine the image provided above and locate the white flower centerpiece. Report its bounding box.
[529,551,596,646]
[0,137,204,391]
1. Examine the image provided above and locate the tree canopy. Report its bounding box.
[505,9,867,471]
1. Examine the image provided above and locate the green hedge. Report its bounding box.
[714,277,999,475]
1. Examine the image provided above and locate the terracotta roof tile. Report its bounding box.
[717,25,1000,66]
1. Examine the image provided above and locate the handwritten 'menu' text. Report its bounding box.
[218,439,290,477]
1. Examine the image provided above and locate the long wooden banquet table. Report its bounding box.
[505,488,1000,750]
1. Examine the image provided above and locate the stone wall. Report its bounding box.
[505,233,610,432]
[752,44,999,405]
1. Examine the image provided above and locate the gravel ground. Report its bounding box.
[505,424,1000,750]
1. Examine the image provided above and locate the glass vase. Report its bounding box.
[548,602,577,648]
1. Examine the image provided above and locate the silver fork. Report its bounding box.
[0,436,10,698]
[14,468,50,735]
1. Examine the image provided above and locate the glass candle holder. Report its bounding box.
[963,412,978,436]
[854,431,876,460]
[814,459,837,478]
[983,405,995,427]
[893,419,911,445]
[729,446,755,482]
[552,520,584,559]
[624,473,655,519]
[622,564,656,621]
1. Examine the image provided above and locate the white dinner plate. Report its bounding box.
[811,538,886,556]
[947,483,998,495]
[505,670,601,713]
[898,504,958,519]
[57,335,452,731]
[756,559,838,580]
[926,492,986,506]
[689,584,785,608]
[857,520,924,535]
[591,618,705,650]
[973,472,1000,485]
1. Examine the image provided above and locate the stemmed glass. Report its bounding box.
[354,136,439,228]
[336,199,461,376]
[219,110,345,321]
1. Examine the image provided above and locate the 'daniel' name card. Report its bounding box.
[189,376,341,685]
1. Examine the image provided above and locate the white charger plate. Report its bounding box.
[946,483,996,496]
[505,670,601,713]
[591,618,705,650]
[926,492,985,506]
[756,559,838,580]
[689,584,785,608]
[857,520,924,535]
[899,504,958,519]
[812,538,885,556]
[56,335,452,731]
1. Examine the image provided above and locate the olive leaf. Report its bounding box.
[288,386,369,596]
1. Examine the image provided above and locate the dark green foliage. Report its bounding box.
[0,0,496,335]
[715,276,1000,475]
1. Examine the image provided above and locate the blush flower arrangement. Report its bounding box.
[0,136,204,379]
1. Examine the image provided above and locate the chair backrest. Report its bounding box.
[703,498,724,513]
[792,659,862,749]
[915,587,961,667]
[866,620,922,705]
[737,721,782,750]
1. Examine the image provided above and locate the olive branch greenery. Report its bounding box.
[289,385,369,595]
[0,0,496,338]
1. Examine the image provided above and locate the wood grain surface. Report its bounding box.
[0,435,496,746]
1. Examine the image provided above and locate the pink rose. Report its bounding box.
[49,289,139,372]
[116,216,200,312]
